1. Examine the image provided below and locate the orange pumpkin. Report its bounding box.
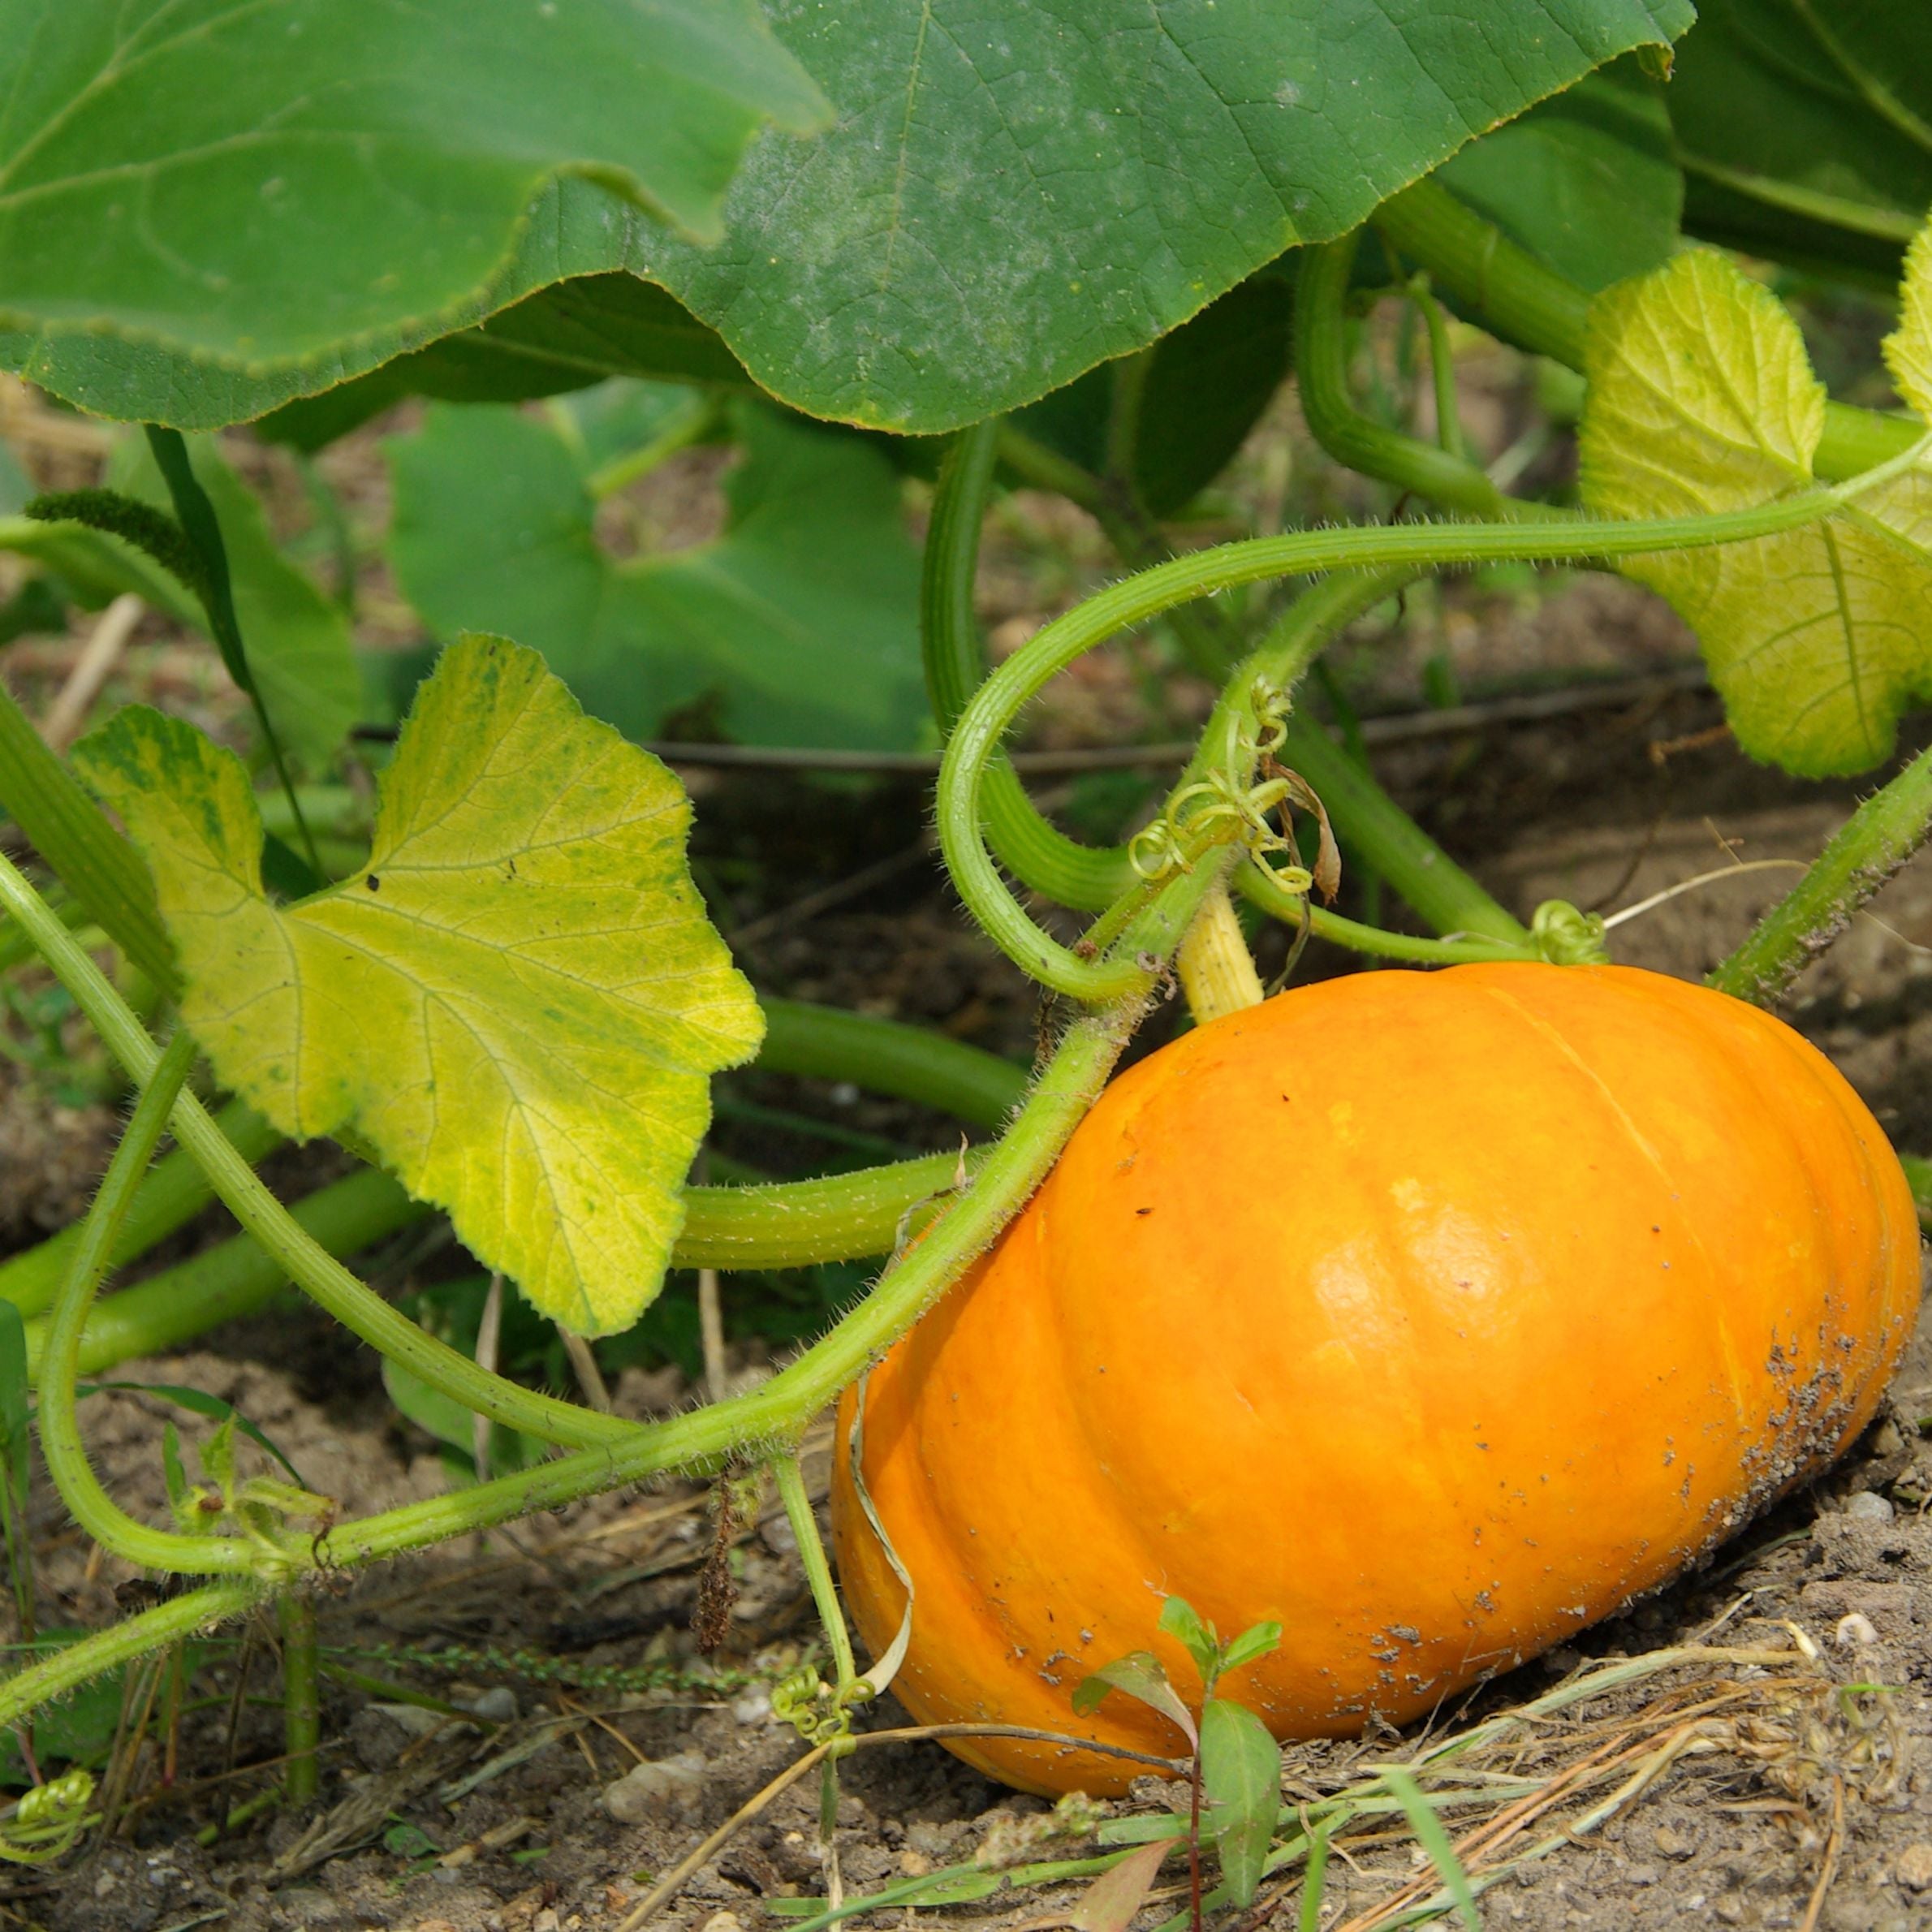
[830,964,1920,1796]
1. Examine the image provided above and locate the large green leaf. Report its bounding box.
[386,395,926,749]
[644,0,1692,432]
[1011,267,1296,518]
[0,0,826,379]
[1434,57,1681,292]
[73,635,763,1336]
[0,179,674,430]
[6,2,1688,435]
[255,274,753,455]
[1667,0,1932,284]
[1579,243,1932,777]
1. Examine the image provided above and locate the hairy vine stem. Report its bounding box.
[1296,234,1520,520]
[0,989,1151,1724]
[24,1167,421,1379]
[37,1028,252,1576]
[0,850,636,1457]
[11,1146,1000,1386]
[938,477,1909,1000]
[774,1453,857,1696]
[1709,740,1932,1005]
[924,420,1137,911]
[931,425,1530,951]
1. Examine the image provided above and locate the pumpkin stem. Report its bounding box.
[1177,882,1266,1022]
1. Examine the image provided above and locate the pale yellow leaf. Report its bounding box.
[1887,221,1932,424]
[77,634,762,1335]
[1580,245,1932,776]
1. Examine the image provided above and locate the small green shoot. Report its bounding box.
[161,1413,335,1555]
[1075,1597,1285,1921]
[382,1820,440,1859]
[75,1381,313,1490]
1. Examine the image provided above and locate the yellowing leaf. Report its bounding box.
[76,634,762,1336]
[1579,245,1932,777]
[1887,223,1932,425]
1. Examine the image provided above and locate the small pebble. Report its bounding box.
[1654,1824,1696,1859]
[731,1688,773,1726]
[701,1916,746,1932]
[602,1751,708,1823]
[462,1686,519,1723]
[1846,1490,1896,1523]
[1896,1842,1932,1890]
[1835,1611,1881,1647]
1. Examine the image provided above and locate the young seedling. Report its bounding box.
[1072,1596,1284,1930]
[159,1412,335,1805]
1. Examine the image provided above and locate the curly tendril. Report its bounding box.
[936,476,1895,1003]
[1530,899,1611,967]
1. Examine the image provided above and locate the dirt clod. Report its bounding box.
[1895,1843,1932,1889]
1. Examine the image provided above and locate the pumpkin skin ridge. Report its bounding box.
[1472,975,1753,1435]
[1469,973,1791,1454]
[831,964,1921,1797]
[1690,984,1919,1501]
[1464,966,1916,1537]
[1611,966,1921,1489]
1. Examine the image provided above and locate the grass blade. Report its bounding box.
[1380,1766,1480,1930]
